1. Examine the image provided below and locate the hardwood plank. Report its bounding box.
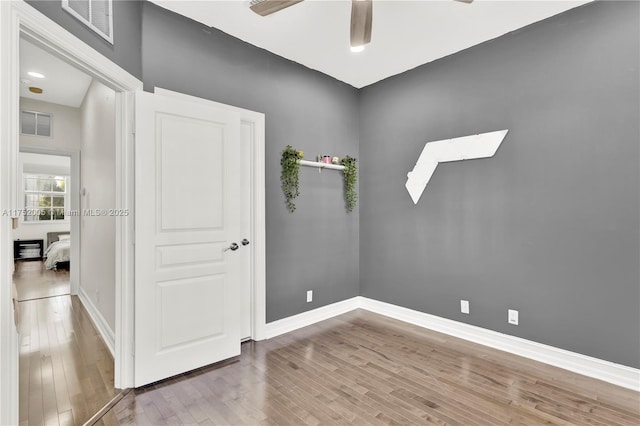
[27,349,44,426]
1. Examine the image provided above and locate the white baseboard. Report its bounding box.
[78,288,115,357]
[264,296,640,391]
[264,297,360,339]
[359,297,640,392]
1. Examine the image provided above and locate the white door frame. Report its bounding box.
[17,147,81,296]
[0,2,141,423]
[1,3,266,423]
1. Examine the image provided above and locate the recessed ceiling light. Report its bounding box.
[28,87,43,94]
[350,45,365,53]
[27,71,45,79]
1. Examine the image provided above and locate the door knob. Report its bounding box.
[225,242,239,252]
[241,239,250,246]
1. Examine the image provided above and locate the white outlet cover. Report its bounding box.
[306,290,313,303]
[460,300,469,314]
[508,309,519,325]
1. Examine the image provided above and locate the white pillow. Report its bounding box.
[57,234,71,241]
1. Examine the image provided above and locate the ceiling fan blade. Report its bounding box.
[453,0,474,3]
[350,0,372,48]
[250,0,304,17]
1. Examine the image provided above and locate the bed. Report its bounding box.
[44,232,70,270]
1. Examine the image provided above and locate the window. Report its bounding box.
[21,111,52,137]
[62,0,113,44]
[24,174,68,222]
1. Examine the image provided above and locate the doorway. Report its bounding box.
[13,152,73,302]
[1,3,140,423]
[15,34,122,424]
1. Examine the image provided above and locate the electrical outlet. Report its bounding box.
[306,290,313,303]
[508,309,519,325]
[460,300,469,314]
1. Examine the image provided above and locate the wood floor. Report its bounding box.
[96,309,639,425]
[14,260,70,301]
[18,295,116,426]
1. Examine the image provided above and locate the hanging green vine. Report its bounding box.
[341,156,358,212]
[281,145,303,212]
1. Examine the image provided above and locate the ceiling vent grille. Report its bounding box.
[62,0,113,44]
[21,111,52,137]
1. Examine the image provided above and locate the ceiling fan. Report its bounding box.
[249,0,474,51]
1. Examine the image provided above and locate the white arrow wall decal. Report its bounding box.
[405,129,509,204]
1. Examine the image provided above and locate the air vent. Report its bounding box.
[21,111,52,137]
[62,0,113,44]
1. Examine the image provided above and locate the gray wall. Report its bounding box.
[359,1,639,368]
[25,0,142,79]
[141,3,360,322]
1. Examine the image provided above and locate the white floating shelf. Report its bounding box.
[299,159,345,171]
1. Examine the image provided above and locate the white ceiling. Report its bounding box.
[20,38,92,108]
[152,0,592,88]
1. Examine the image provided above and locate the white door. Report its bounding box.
[153,88,254,341]
[134,91,248,387]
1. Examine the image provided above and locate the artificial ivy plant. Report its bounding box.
[340,155,358,213]
[281,146,358,213]
[281,145,303,212]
